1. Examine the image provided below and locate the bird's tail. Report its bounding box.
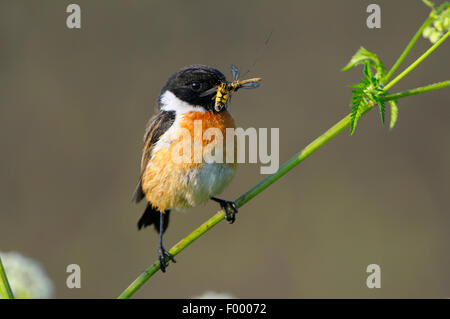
[137,203,170,234]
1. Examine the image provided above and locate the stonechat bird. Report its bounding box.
[132,64,261,271]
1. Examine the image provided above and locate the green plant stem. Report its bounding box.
[383,14,434,82]
[0,256,14,299]
[384,30,450,91]
[118,28,450,300]
[383,80,450,101]
[234,115,352,207]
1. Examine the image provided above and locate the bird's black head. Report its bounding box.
[159,65,226,112]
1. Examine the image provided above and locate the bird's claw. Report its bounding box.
[215,199,237,224]
[158,246,176,272]
[223,201,238,224]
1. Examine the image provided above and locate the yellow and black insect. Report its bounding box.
[214,65,261,112]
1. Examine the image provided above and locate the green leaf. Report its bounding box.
[349,88,365,135]
[349,83,363,89]
[345,49,388,134]
[363,62,372,78]
[389,100,399,130]
[359,77,371,91]
[379,99,386,125]
[422,0,435,10]
[372,94,386,125]
[341,47,386,78]
[350,107,359,135]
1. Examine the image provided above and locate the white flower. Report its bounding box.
[0,251,54,299]
[192,291,237,299]
[422,8,450,43]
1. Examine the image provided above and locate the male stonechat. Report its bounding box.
[132,64,261,271]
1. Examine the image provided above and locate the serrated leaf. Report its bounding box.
[389,100,399,130]
[363,62,371,78]
[349,90,365,135]
[360,77,371,88]
[342,47,371,72]
[370,94,386,125]
[341,47,386,78]
[350,106,359,135]
[379,100,386,125]
[350,101,367,135]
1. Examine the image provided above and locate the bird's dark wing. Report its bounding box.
[137,203,171,233]
[132,110,176,203]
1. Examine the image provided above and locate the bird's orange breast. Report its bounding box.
[141,110,237,211]
[180,110,236,141]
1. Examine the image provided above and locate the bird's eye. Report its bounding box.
[191,82,201,91]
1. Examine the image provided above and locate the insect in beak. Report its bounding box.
[213,65,261,112]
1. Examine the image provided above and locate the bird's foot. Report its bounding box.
[158,245,176,272]
[211,197,238,224]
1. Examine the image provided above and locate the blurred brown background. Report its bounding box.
[0,0,449,298]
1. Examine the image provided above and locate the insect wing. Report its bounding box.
[240,81,260,89]
[231,64,240,81]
